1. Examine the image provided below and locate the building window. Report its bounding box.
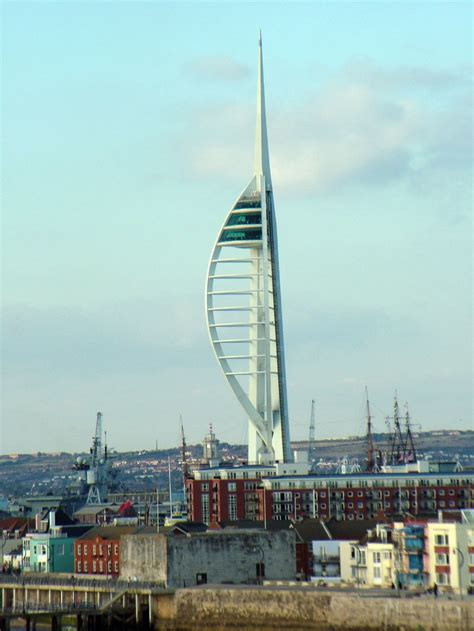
[99,561,103,573]
[347,491,353,497]
[99,545,103,556]
[435,554,449,565]
[373,567,381,579]
[84,545,88,555]
[229,495,237,521]
[84,561,88,573]
[201,483,209,492]
[56,544,64,556]
[436,573,450,585]
[92,545,96,556]
[228,482,237,492]
[435,534,449,546]
[201,495,210,525]
[373,552,381,564]
[114,561,119,573]
[78,545,81,556]
[78,561,82,573]
[348,503,353,509]
[92,561,97,573]
[320,503,326,509]
[114,544,119,555]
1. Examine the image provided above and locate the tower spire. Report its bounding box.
[254,33,272,190]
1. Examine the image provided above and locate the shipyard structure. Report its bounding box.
[188,37,474,525]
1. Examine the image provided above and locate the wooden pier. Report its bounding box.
[0,574,165,630]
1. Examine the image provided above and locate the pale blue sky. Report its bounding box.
[2,1,472,454]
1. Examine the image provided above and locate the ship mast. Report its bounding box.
[403,403,417,463]
[365,387,375,472]
[307,400,316,473]
[390,393,405,464]
[180,415,188,510]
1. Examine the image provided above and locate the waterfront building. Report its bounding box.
[120,529,296,587]
[340,524,395,588]
[74,526,137,577]
[186,466,473,525]
[392,521,426,588]
[424,509,474,594]
[206,36,292,465]
[291,517,377,581]
[23,525,91,573]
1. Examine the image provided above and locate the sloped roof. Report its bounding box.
[327,518,378,541]
[290,519,330,543]
[73,504,119,516]
[0,517,34,536]
[77,525,139,541]
[40,508,75,526]
[210,520,292,532]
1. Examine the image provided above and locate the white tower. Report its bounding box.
[206,36,292,464]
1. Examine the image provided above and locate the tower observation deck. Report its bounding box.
[206,36,292,464]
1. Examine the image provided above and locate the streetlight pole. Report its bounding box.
[355,547,360,596]
[454,547,464,600]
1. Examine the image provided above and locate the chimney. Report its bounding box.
[49,510,56,529]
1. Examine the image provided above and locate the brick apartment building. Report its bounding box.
[186,465,474,525]
[74,526,137,577]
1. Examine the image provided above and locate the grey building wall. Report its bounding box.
[121,534,167,584]
[121,530,295,587]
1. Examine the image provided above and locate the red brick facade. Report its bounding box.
[74,534,121,577]
[186,473,473,525]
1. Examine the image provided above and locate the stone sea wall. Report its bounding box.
[153,588,474,630]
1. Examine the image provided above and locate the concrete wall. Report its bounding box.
[166,530,295,588]
[121,530,296,587]
[121,534,167,583]
[154,587,474,630]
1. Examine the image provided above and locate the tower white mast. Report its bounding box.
[206,36,292,464]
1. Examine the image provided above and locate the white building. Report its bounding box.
[425,509,474,595]
[340,525,395,588]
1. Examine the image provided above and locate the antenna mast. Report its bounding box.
[365,387,375,472]
[307,400,316,472]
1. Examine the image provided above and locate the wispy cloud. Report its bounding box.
[180,60,472,198]
[338,60,472,92]
[184,55,250,81]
